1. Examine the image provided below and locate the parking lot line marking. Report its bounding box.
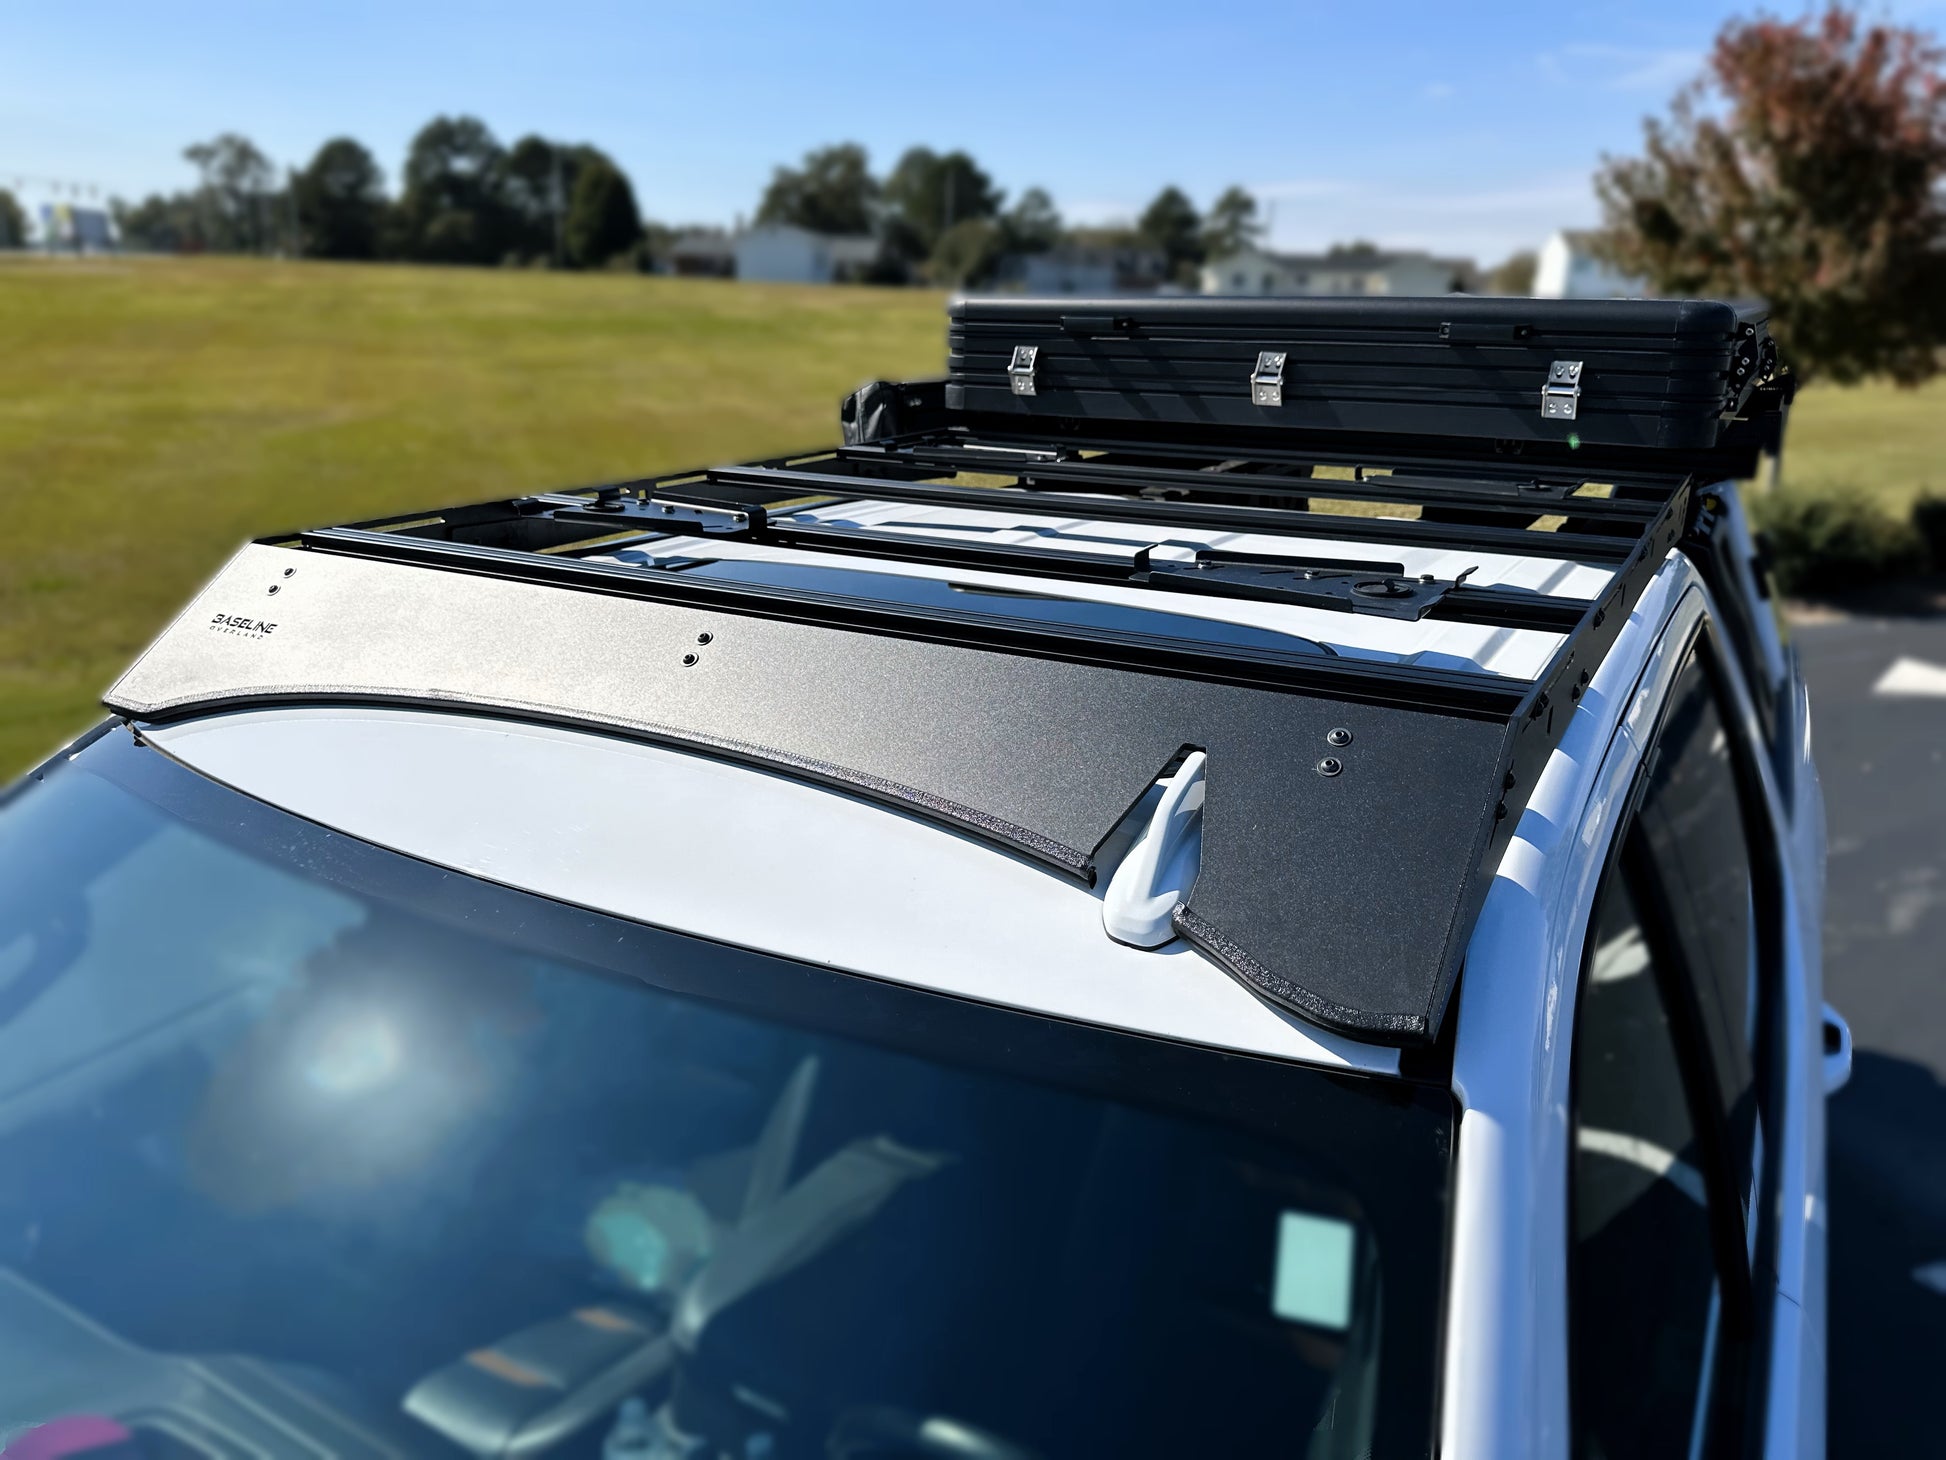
[1872,657,1946,698]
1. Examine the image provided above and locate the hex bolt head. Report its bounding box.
[681,652,699,667]
[1316,756,1344,778]
[1325,727,1353,748]
[696,632,713,646]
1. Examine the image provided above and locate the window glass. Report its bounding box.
[0,737,1451,1460]
[1632,645,1761,1215]
[1571,868,1721,1458]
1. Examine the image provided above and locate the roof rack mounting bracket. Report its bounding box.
[1135,548,1480,622]
[537,493,763,537]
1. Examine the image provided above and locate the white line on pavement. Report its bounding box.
[1872,657,1946,698]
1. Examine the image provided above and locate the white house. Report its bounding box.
[733,224,880,284]
[1532,230,1646,298]
[994,244,1168,295]
[1201,245,1473,297]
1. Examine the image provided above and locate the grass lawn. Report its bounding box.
[3,253,1939,774]
[0,255,945,775]
[1781,375,1946,509]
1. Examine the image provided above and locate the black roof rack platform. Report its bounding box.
[105,297,1783,1047]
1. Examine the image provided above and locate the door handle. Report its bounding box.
[1822,1002,1853,1095]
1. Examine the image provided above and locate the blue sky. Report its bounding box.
[4,0,1940,263]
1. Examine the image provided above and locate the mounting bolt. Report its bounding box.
[282,566,295,577]
[696,632,713,646]
[266,584,279,595]
[1325,727,1353,747]
[681,652,699,667]
[1316,756,1344,778]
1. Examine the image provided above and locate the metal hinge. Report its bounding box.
[1541,360,1583,421]
[1007,345,1040,396]
[1250,351,1287,407]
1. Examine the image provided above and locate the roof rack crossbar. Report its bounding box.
[846,444,1665,524]
[700,465,1643,564]
[756,516,1592,633]
[911,417,1707,486]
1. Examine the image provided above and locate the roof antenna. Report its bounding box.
[1101,751,1207,948]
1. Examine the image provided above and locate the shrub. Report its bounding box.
[1747,485,1927,594]
[1912,492,1946,571]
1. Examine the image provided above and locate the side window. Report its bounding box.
[1570,634,1771,1458]
[1570,868,1722,1458]
[1631,645,1763,1229]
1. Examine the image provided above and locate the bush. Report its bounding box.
[1913,492,1946,571]
[1747,485,1927,594]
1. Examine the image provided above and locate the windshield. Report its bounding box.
[0,729,1449,1460]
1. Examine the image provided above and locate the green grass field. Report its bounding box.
[1781,375,1946,508]
[2,253,1939,775]
[0,255,945,775]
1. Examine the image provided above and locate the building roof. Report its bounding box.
[1213,243,1475,275]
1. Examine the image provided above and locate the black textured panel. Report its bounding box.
[109,544,1512,1045]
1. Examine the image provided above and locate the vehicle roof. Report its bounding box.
[103,366,1720,1046]
[141,704,1406,1078]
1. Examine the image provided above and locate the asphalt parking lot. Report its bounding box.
[1794,610,1946,1458]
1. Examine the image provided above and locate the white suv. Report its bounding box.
[0,351,1833,1459]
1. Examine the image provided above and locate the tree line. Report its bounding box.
[110,118,646,270]
[750,142,1264,286]
[77,120,1272,286]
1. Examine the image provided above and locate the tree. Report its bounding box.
[564,156,644,268]
[756,143,878,236]
[183,133,278,252]
[395,115,516,265]
[1489,250,1539,296]
[112,194,199,252]
[882,147,1003,261]
[293,138,387,260]
[1202,185,1262,260]
[1138,185,1204,284]
[1596,5,1946,384]
[0,189,26,248]
[1000,186,1063,254]
[930,218,1005,288]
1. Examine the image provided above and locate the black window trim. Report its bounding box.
[1568,614,1790,1457]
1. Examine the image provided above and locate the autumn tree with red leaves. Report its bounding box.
[1597,6,1946,384]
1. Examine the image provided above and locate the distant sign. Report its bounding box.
[40,202,114,251]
